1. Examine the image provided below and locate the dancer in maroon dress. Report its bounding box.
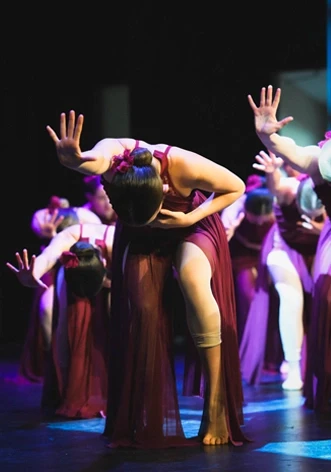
[227,187,275,343]
[19,205,80,383]
[18,199,101,384]
[248,84,331,410]
[7,222,115,419]
[46,110,248,447]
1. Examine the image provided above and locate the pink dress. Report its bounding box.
[103,145,248,448]
[42,224,111,418]
[304,182,331,412]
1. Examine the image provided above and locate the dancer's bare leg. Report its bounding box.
[267,249,304,390]
[175,242,229,445]
[198,343,228,445]
[39,284,54,351]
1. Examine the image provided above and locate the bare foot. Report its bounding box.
[201,400,229,446]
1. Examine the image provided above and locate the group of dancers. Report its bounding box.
[6,85,330,448]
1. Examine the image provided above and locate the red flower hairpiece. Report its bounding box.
[60,251,79,269]
[318,130,331,148]
[110,149,134,174]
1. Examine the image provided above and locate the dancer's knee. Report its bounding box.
[190,330,221,348]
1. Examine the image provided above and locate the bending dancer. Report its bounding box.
[46,110,247,447]
[7,222,114,418]
[18,198,101,384]
[248,84,331,410]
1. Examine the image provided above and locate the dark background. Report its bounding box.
[1,2,328,344]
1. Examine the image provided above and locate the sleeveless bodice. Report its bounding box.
[153,147,195,213]
[233,217,273,246]
[78,224,110,260]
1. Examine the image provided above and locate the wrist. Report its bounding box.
[256,131,274,146]
[185,211,198,226]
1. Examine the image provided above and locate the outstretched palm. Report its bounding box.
[248,85,293,136]
[253,150,284,174]
[6,249,48,289]
[46,110,96,169]
[39,208,65,239]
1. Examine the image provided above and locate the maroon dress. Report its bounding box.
[103,145,247,448]
[304,181,331,412]
[42,224,111,418]
[229,218,274,273]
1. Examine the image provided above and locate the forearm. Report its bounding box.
[220,195,246,229]
[68,152,111,175]
[189,188,245,224]
[32,228,76,279]
[32,253,57,280]
[266,169,282,196]
[72,138,130,175]
[257,132,320,175]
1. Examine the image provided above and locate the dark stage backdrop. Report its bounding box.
[1,2,327,343]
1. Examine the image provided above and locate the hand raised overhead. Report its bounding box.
[46,110,97,169]
[253,150,284,174]
[248,85,294,136]
[39,208,65,240]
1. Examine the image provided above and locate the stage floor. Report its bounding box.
[0,344,330,472]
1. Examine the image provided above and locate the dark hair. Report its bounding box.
[83,175,102,195]
[244,188,274,216]
[103,147,164,226]
[56,207,80,233]
[63,241,107,298]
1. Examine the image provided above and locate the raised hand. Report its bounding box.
[46,110,97,169]
[253,150,284,174]
[248,85,294,136]
[38,208,65,240]
[6,249,48,289]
